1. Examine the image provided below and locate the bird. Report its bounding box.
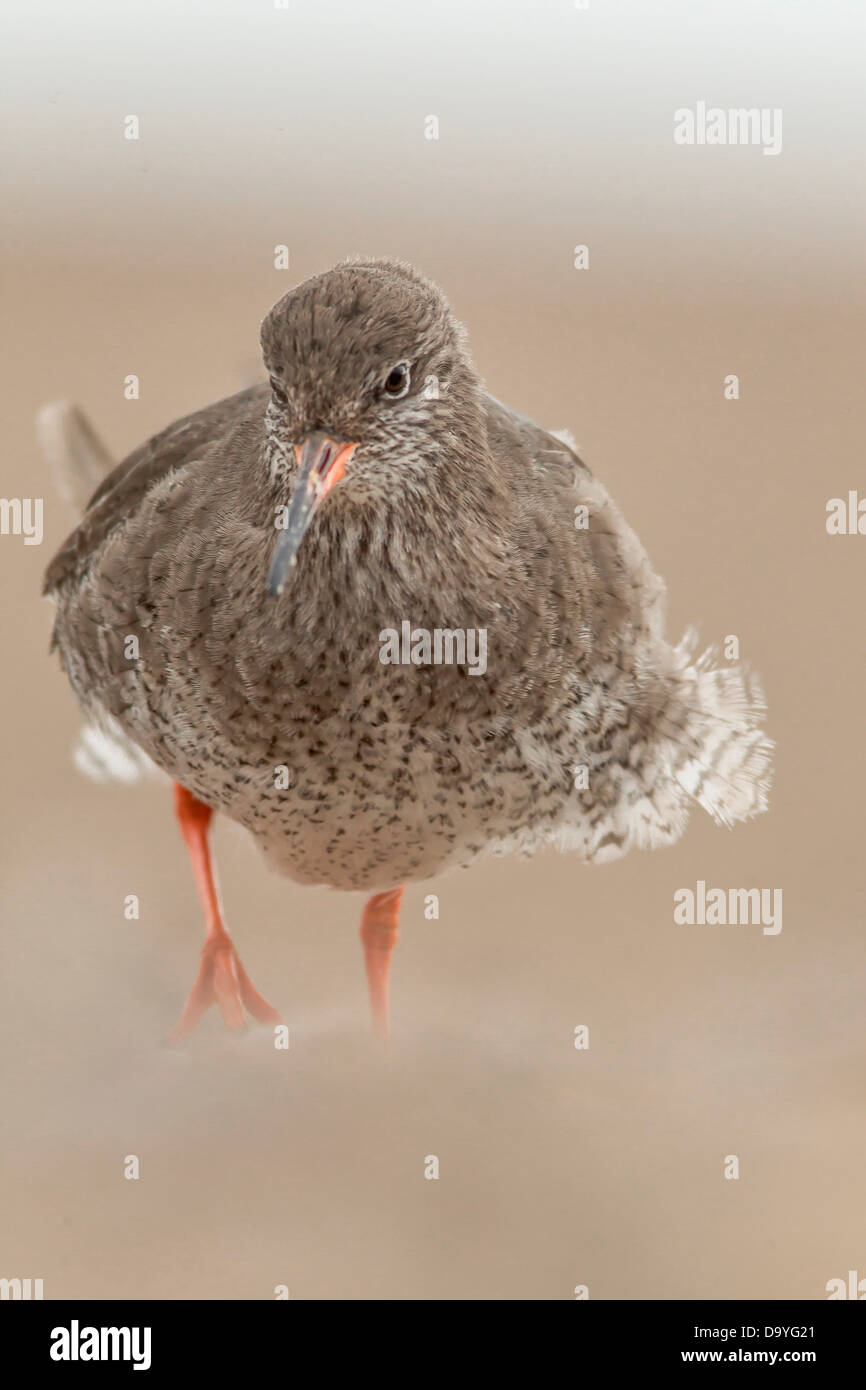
[41,258,773,1040]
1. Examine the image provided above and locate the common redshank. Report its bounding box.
[42,258,773,1039]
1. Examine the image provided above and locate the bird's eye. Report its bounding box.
[383,362,411,398]
[269,376,288,406]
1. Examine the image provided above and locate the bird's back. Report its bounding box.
[43,383,269,597]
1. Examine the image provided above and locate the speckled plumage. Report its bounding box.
[43,259,773,894]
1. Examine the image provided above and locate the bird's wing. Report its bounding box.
[37,401,116,513]
[483,392,592,480]
[42,383,269,595]
[482,390,668,642]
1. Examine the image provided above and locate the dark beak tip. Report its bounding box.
[267,542,298,596]
[266,564,288,598]
[266,556,285,597]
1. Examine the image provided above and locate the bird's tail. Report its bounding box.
[580,631,773,865]
[36,400,114,513]
[38,403,159,784]
[667,629,773,828]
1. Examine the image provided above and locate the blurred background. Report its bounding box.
[1,0,864,1299]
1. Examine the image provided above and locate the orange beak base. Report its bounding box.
[267,433,357,595]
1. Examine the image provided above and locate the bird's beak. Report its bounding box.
[267,432,357,595]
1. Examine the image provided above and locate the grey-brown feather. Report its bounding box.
[43,259,772,890]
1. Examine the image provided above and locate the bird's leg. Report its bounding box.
[359,886,404,1039]
[168,784,282,1041]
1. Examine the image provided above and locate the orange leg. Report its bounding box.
[168,784,282,1041]
[359,886,404,1039]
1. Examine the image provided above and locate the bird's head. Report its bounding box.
[260,259,485,594]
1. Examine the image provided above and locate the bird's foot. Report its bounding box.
[168,933,282,1041]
